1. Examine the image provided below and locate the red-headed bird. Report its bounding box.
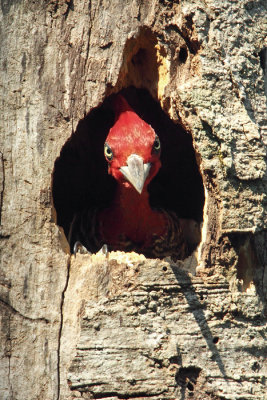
[69,95,192,259]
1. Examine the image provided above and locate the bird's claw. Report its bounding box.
[99,244,109,257]
[73,241,91,256]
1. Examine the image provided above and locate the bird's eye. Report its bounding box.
[153,135,161,153]
[104,143,113,161]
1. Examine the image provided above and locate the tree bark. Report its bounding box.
[0,1,266,399]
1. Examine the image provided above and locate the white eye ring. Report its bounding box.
[104,143,113,161]
[153,135,161,152]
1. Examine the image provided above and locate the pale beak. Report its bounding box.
[120,154,151,194]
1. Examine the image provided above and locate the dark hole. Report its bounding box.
[169,355,181,364]
[175,366,201,387]
[179,47,188,63]
[187,382,194,391]
[251,362,260,372]
[199,293,204,300]
[52,87,204,258]
[259,48,266,73]
[162,266,168,271]
[213,336,219,344]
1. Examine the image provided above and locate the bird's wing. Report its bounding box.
[68,207,102,254]
[145,209,189,260]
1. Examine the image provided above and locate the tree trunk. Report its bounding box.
[0,1,266,399]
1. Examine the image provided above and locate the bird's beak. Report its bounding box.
[120,154,151,194]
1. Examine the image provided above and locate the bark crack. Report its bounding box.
[92,391,166,399]
[7,313,13,399]
[57,255,71,400]
[0,151,5,228]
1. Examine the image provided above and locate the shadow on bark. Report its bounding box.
[170,266,227,379]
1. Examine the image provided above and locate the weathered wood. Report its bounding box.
[61,252,266,399]
[0,0,266,399]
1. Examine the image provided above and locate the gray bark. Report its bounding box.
[0,1,266,399]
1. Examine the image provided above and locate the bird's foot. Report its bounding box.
[73,241,91,256]
[99,244,109,257]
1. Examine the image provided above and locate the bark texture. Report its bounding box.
[0,1,267,399]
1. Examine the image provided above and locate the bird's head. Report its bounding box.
[104,95,161,194]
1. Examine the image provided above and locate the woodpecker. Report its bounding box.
[69,95,197,260]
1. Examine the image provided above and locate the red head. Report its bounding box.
[104,95,161,193]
